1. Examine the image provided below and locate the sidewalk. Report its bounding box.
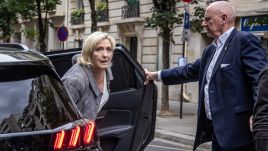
[155,100,212,151]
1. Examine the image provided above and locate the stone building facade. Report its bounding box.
[8,0,268,104]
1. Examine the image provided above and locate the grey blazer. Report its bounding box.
[62,63,113,120]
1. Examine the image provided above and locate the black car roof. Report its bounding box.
[0,47,49,65]
[0,43,30,51]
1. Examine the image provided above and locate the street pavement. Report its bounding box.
[155,100,212,151]
[145,138,192,151]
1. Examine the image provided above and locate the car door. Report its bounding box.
[96,45,157,151]
[45,44,157,151]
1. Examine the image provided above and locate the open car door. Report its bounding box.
[97,44,157,151]
[45,44,157,151]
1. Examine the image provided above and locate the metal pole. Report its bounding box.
[180,81,184,118]
[179,2,189,119]
[180,41,186,119]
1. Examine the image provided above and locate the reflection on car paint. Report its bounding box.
[0,75,79,134]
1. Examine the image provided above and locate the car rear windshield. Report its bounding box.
[0,65,81,134]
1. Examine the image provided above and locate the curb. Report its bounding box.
[155,128,211,151]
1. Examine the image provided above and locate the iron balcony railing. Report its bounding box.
[71,13,84,25]
[121,2,139,18]
[97,9,109,22]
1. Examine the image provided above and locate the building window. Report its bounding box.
[122,0,139,18]
[71,8,85,24]
[13,32,21,43]
[76,0,84,9]
[75,39,83,48]
[129,37,137,59]
[96,0,109,22]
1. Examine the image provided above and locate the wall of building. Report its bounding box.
[230,0,268,58]
[10,0,268,104]
[67,0,189,103]
[8,0,205,104]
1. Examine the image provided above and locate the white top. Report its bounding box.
[204,27,234,120]
[99,72,109,112]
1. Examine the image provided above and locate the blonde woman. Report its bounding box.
[62,31,116,120]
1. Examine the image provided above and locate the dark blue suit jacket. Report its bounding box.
[161,29,268,150]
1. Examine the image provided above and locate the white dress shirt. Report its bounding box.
[99,72,109,112]
[156,27,234,120]
[204,27,234,120]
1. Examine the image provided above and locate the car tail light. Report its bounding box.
[84,121,95,145]
[53,121,95,150]
[68,126,80,148]
[54,131,65,150]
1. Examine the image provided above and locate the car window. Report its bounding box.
[110,50,137,92]
[0,66,80,134]
[45,48,141,92]
[44,49,81,77]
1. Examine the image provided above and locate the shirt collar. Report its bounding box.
[84,66,113,97]
[212,27,234,48]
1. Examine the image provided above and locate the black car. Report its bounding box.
[0,43,31,51]
[0,45,157,151]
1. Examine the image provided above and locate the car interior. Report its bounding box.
[46,45,157,151]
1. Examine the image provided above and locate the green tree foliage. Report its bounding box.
[145,0,184,114]
[145,0,204,114]
[71,8,85,24]
[96,1,108,11]
[96,1,108,22]
[190,6,205,32]
[0,0,35,41]
[0,0,61,51]
[34,0,62,52]
[22,28,38,39]
[0,1,14,41]
[145,0,183,37]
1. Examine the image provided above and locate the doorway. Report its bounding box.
[126,36,137,59]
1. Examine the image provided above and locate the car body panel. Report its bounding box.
[0,48,96,150]
[45,44,157,151]
[0,43,31,51]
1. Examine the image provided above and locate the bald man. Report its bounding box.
[144,1,268,151]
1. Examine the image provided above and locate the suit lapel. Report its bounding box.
[200,45,216,97]
[82,65,101,97]
[210,29,237,81]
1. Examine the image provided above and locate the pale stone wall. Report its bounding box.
[229,0,268,17]
[11,0,268,103]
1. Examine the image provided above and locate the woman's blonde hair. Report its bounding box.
[78,31,116,66]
